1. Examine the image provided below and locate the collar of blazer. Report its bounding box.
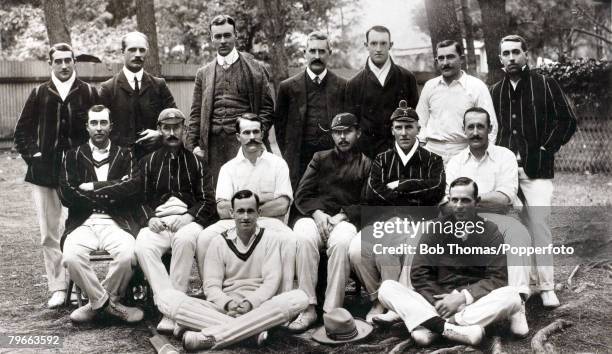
[77,143,122,181]
[47,78,82,101]
[117,70,152,96]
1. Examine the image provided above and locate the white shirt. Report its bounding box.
[416,71,498,145]
[122,66,144,91]
[217,47,239,67]
[367,57,392,86]
[87,140,112,221]
[306,67,327,83]
[445,145,518,205]
[51,71,76,101]
[395,140,419,166]
[216,148,293,202]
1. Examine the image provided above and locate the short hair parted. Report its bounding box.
[48,43,74,62]
[87,104,111,121]
[365,25,391,42]
[499,34,528,52]
[449,177,479,199]
[121,31,149,51]
[306,31,331,51]
[210,14,236,32]
[436,39,463,57]
[231,189,261,208]
[235,112,263,133]
[463,106,491,127]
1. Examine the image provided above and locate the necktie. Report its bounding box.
[314,76,321,85]
[134,77,140,94]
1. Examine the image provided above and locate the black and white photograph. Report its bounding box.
[0,0,610,352]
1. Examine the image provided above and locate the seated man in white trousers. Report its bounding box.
[378,178,527,347]
[196,113,297,293]
[135,109,217,332]
[59,105,143,323]
[445,107,532,298]
[289,113,372,331]
[156,190,308,352]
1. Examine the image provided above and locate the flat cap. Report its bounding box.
[331,113,358,131]
[158,108,185,124]
[390,100,419,122]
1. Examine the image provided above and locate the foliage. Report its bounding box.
[535,58,611,113]
[0,5,47,60]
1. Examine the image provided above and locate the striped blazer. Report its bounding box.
[490,68,576,178]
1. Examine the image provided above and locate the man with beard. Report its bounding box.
[345,26,419,159]
[59,105,143,323]
[196,113,298,296]
[14,42,99,308]
[377,178,527,347]
[135,108,216,333]
[186,15,274,185]
[153,190,308,352]
[100,31,176,159]
[416,40,497,165]
[490,35,576,307]
[288,113,371,332]
[275,31,347,188]
[348,101,445,322]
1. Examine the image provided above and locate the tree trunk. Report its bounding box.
[478,0,507,84]
[257,0,290,90]
[460,0,478,75]
[42,0,71,45]
[136,0,161,76]
[424,0,462,57]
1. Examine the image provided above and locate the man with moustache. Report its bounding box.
[14,42,99,308]
[288,113,371,331]
[416,40,497,165]
[275,31,347,188]
[345,26,419,159]
[186,14,274,184]
[153,190,308,352]
[59,105,143,323]
[195,113,298,296]
[490,35,576,307]
[348,101,445,322]
[135,108,216,333]
[100,31,176,159]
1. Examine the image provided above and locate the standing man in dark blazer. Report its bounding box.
[345,26,419,159]
[275,31,347,188]
[490,35,576,307]
[59,105,143,324]
[14,43,99,308]
[99,31,176,159]
[186,14,274,184]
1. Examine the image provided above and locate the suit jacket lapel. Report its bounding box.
[107,144,121,178]
[78,144,98,182]
[325,72,337,121]
[117,71,135,95]
[203,60,216,121]
[238,53,256,112]
[138,72,152,96]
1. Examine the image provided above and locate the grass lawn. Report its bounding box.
[0,150,610,353]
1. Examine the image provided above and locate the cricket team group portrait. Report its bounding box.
[1,0,611,353]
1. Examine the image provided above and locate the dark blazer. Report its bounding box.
[490,68,577,179]
[58,143,142,249]
[275,70,346,187]
[99,70,176,150]
[186,52,274,164]
[14,79,99,187]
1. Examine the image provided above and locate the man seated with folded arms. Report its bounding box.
[377,177,527,347]
[289,113,371,332]
[196,113,298,293]
[155,190,308,352]
[60,105,143,323]
[444,107,531,324]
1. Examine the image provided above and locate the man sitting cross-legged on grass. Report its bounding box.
[377,177,527,347]
[59,105,143,323]
[154,190,309,352]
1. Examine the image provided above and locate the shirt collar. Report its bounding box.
[89,140,111,154]
[306,67,327,82]
[217,47,239,66]
[122,66,144,83]
[367,56,392,76]
[464,144,496,163]
[236,146,267,164]
[436,70,467,87]
[395,140,419,166]
[225,227,261,246]
[51,71,76,92]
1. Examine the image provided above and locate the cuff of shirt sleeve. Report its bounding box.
[461,289,474,305]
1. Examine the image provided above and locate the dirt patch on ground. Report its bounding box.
[0,151,610,353]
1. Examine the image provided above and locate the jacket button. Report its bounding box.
[511,114,517,119]
[512,130,517,134]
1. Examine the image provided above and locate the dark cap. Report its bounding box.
[158,108,185,124]
[331,113,358,131]
[390,100,419,122]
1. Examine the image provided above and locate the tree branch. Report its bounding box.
[572,27,612,45]
[575,4,612,34]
